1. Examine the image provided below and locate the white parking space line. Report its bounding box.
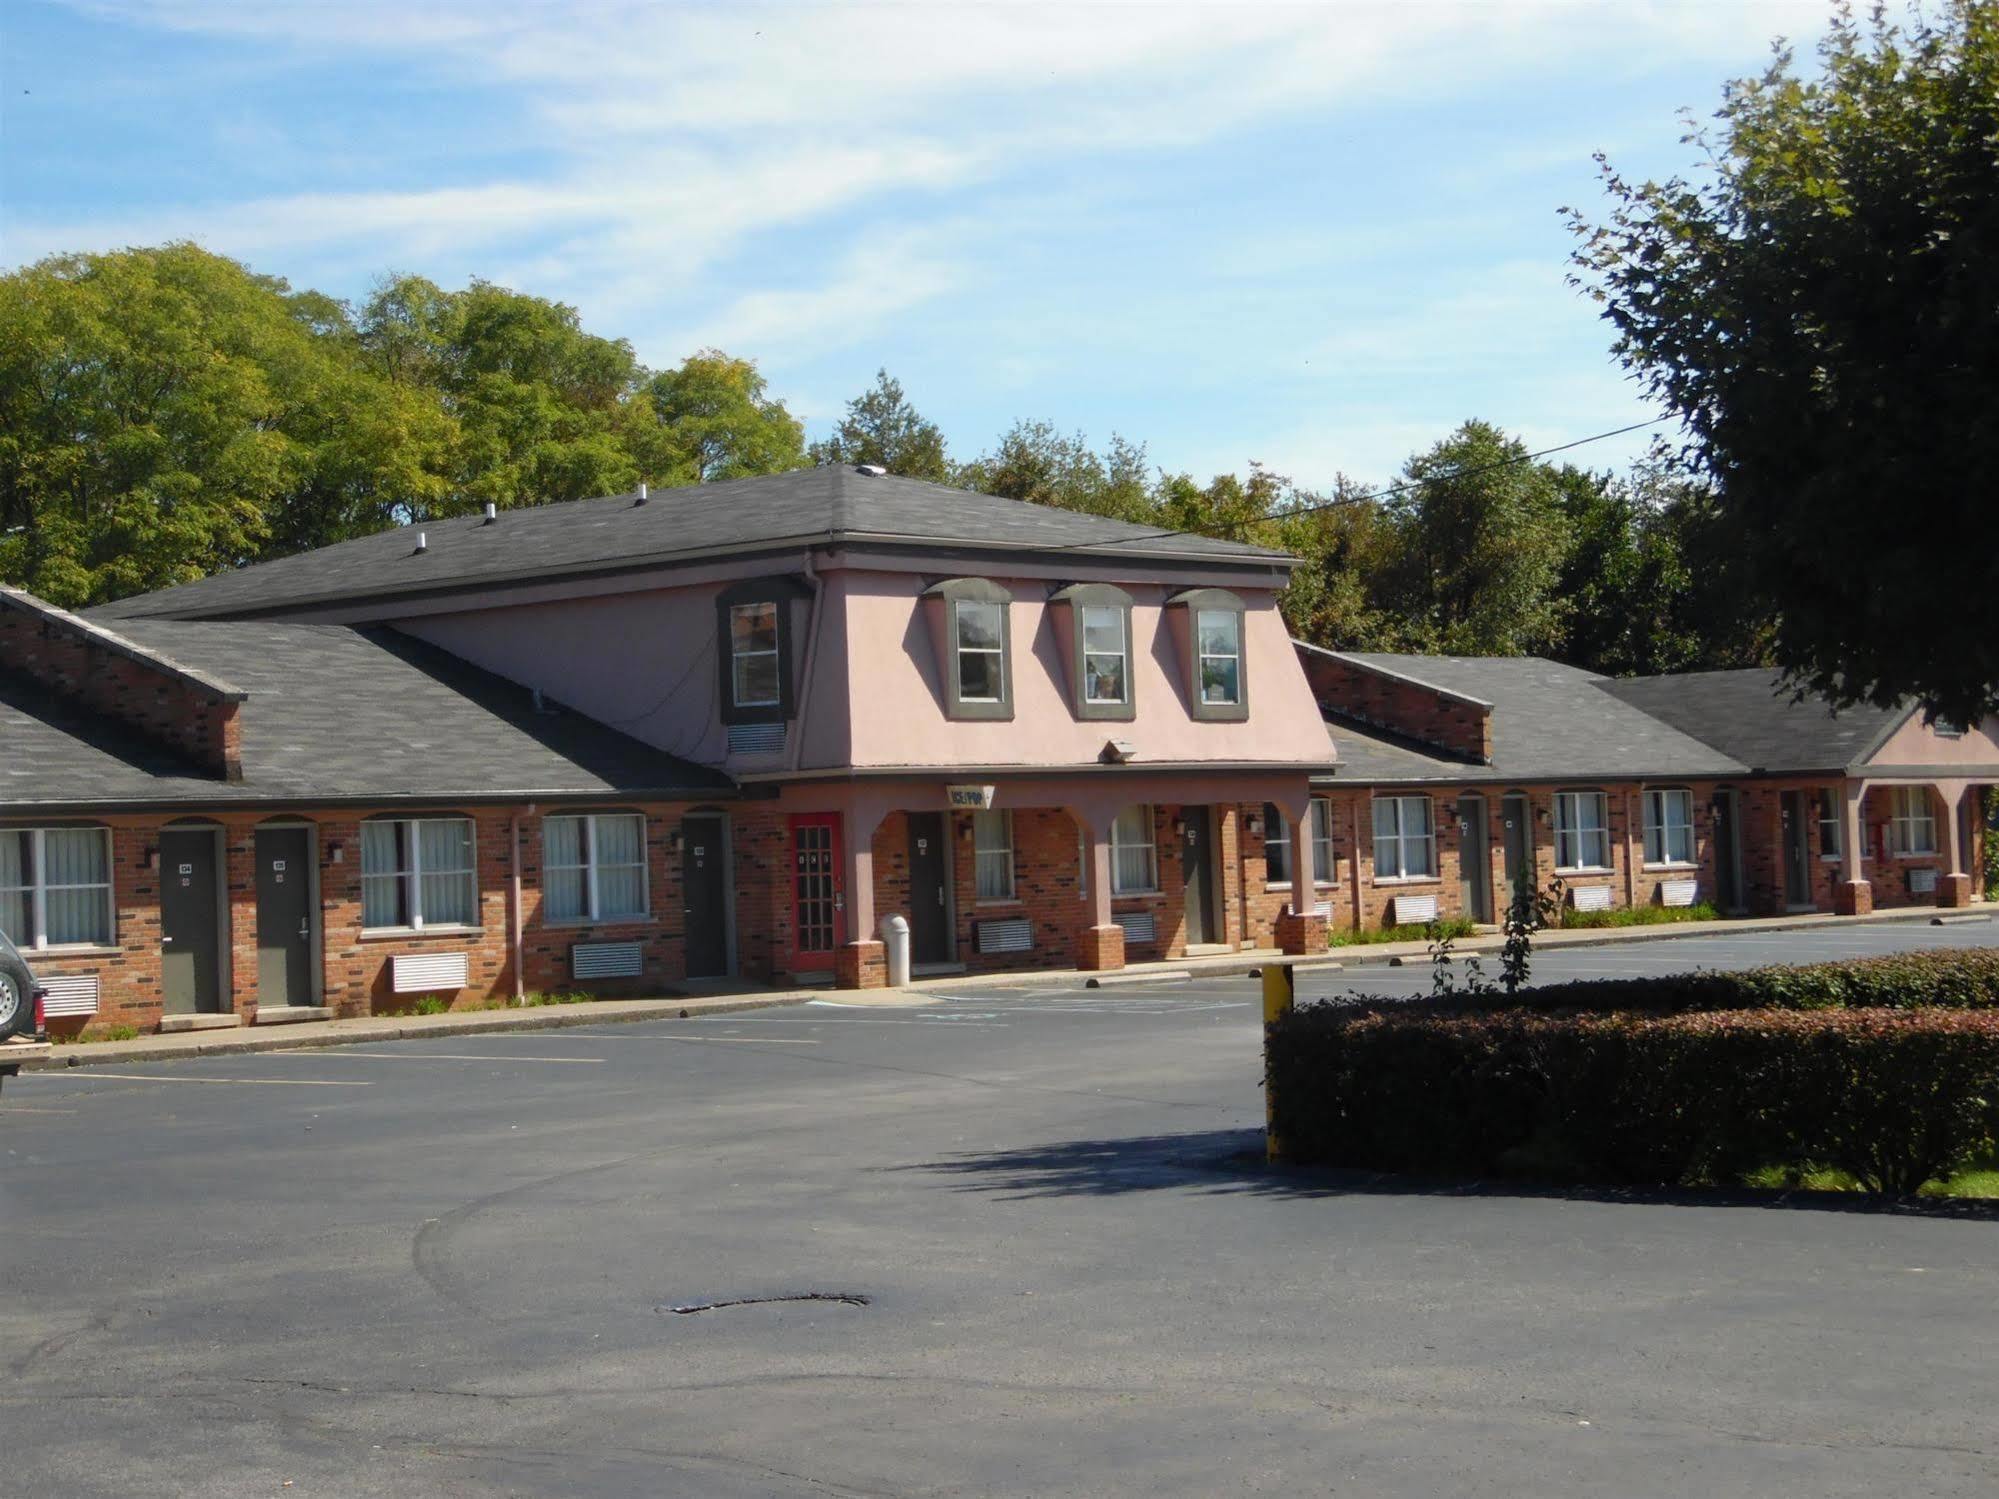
[268,1051,605,1063]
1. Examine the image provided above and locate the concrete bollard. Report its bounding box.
[881,913,911,989]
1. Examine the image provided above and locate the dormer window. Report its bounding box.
[715,576,806,727]
[1048,582,1135,722]
[921,578,1013,721]
[1197,609,1241,706]
[1166,588,1248,722]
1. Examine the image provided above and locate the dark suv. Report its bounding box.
[0,930,48,1042]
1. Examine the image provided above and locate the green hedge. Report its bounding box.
[1266,1004,1999,1194]
[1470,946,1999,1016]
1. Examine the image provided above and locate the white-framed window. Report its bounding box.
[1888,786,1937,857]
[1371,796,1435,880]
[1196,608,1242,705]
[955,599,1006,703]
[729,601,781,708]
[1311,798,1335,885]
[1110,804,1158,894]
[361,817,477,930]
[0,826,114,949]
[1081,604,1128,705]
[973,810,1015,901]
[544,813,649,923]
[1817,788,1844,861]
[1641,789,1694,866]
[1263,804,1292,885]
[1554,791,1612,871]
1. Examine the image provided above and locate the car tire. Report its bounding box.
[0,956,30,1042]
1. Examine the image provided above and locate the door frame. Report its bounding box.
[1500,791,1534,914]
[1713,788,1745,914]
[904,811,955,969]
[253,819,322,1006]
[680,809,736,980]
[1180,805,1219,946]
[1457,793,1492,924]
[160,821,231,1014]
[787,812,844,974]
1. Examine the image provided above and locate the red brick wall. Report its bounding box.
[1298,651,1492,762]
[0,596,242,779]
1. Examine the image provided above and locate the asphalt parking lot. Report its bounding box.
[3,917,1996,1497]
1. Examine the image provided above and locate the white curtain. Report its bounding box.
[43,828,111,945]
[593,815,646,919]
[0,831,29,939]
[544,817,587,921]
[1112,805,1156,894]
[360,821,405,928]
[419,819,475,926]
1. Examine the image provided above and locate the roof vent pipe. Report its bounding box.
[857,464,887,477]
[635,481,649,506]
[413,531,427,554]
[482,502,498,524]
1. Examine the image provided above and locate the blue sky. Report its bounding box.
[1,1,1827,491]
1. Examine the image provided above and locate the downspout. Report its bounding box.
[1626,788,1639,910]
[786,551,827,773]
[510,806,532,1003]
[1348,796,1364,932]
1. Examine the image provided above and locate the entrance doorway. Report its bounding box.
[681,813,730,979]
[1713,789,1743,912]
[1181,807,1216,945]
[906,812,952,965]
[253,825,315,1007]
[1780,790,1813,909]
[160,827,224,1014]
[1457,794,1492,923]
[1501,793,1534,915]
[788,813,842,973]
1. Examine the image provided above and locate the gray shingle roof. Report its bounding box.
[1326,653,1747,783]
[91,467,1295,622]
[1599,669,1907,774]
[3,622,731,811]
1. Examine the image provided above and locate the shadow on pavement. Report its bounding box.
[906,1127,1999,1219]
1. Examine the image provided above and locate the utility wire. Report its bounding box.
[1074,415,1674,551]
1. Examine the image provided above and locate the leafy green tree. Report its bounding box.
[956,420,1155,521]
[808,368,952,481]
[1373,421,1568,656]
[1270,482,1403,651]
[634,350,806,484]
[1570,0,1999,723]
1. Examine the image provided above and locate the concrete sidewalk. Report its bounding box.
[25,989,814,1071]
[911,905,1994,992]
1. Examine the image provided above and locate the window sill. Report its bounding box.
[1893,853,1939,862]
[1555,867,1615,877]
[974,898,1023,910]
[23,943,121,958]
[541,916,657,930]
[1641,862,1698,873]
[1372,876,1441,888]
[1111,891,1161,902]
[359,926,486,942]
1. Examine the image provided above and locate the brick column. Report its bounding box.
[1079,814,1123,971]
[1837,781,1872,916]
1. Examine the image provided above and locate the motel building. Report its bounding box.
[1,467,1990,1036]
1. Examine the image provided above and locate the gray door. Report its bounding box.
[254,827,314,1007]
[1501,794,1533,914]
[682,814,729,979]
[1457,794,1492,923]
[1781,791,1812,907]
[160,829,222,1014]
[906,813,951,965]
[1713,790,1742,911]
[1181,807,1215,945]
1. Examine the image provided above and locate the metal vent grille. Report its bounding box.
[1659,878,1699,908]
[976,918,1032,954]
[727,722,786,755]
[1568,885,1613,913]
[1113,911,1157,945]
[1390,893,1438,925]
[1909,867,1939,895]
[38,973,99,1017]
[572,940,645,979]
[391,951,469,994]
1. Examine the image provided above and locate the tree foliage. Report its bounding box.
[1570,0,1999,722]
[807,368,952,481]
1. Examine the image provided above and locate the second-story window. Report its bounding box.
[729,602,780,708]
[1082,606,1128,705]
[956,599,1006,703]
[1197,609,1242,706]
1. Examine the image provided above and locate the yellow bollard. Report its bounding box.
[1261,962,1295,1162]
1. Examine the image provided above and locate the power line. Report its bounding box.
[1076,415,1674,551]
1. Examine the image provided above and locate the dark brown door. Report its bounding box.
[160,828,222,1014]
[682,814,729,979]
[906,813,950,965]
[1501,793,1533,914]
[254,826,314,1007]
[1781,791,1812,908]
[1713,790,1742,911]
[1457,795,1492,923]
[1181,807,1215,945]
[789,814,841,971]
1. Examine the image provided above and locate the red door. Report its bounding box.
[789,813,843,971]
